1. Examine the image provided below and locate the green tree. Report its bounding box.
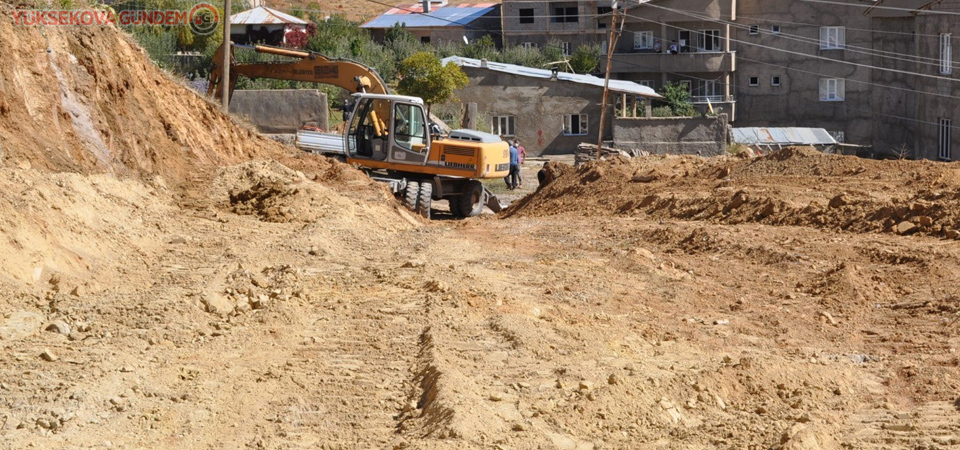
[463,34,496,61]
[498,44,547,69]
[656,82,697,117]
[396,51,468,115]
[568,43,601,74]
[542,39,566,67]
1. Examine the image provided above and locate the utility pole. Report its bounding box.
[596,1,623,159]
[221,0,232,112]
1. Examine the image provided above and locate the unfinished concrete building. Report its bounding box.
[499,0,960,160]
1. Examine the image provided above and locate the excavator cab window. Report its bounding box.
[393,103,428,154]
[346,97,391,160]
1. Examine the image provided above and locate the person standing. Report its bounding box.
[505,141,520,189]
[514,140,526,188]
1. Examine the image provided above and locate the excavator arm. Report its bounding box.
[206,43,389,102]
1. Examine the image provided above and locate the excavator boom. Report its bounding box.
[206,43,389,102]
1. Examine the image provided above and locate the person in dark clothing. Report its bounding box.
[537,162,550,190]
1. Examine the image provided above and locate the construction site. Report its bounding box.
[1,4,960,450]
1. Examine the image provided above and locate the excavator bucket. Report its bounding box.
[483,187,503,213]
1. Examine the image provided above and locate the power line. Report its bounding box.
[798,0,960,15]
[652,5,960,70]
[737,55,960,102]
[735,13,958,39]
[632,4,960,83]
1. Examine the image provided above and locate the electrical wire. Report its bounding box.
[798,0,960,16]
[638,3,960,78]
[646,4,960,70]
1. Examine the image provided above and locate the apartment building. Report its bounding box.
[499,0,960,160]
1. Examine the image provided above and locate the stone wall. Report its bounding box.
[230,89,328,134]
[613,114,729,156]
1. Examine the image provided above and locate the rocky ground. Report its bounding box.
[1,6,959,450]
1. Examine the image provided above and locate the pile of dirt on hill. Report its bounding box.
[0,6,288,183]
[507,147,960,237]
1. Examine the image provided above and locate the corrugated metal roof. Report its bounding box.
[231,6,309,25]
[733,127,837,146]
[441,56,662,98]
[361,3,496,28]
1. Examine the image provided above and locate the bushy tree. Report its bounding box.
[568,43,601,74]
[307,14,365,55]
[497,45,548,68]
[397,51,468,115]
[383,23,424,73]
[656,82,697,117]
[542,39,567,67]
[463,34,496,61]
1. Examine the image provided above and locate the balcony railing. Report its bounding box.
[608,51,735,74]
[692,95,726,103]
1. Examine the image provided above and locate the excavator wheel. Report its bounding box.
[447,196,463,217]
[417,181,433,219]
[457,180,485,217]
[403,181,420,212]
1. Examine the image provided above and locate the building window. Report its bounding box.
[551,5,578,23]
[831,131,844,143]
[749,25,759,35]
[519,8,534,24]
[561,42,572,56]
[819,78,845,101]
[679,80,692,93]
[697,30,721,52]
[939,118,952,160]
[563,114,588,136]
[696,80,722,102]
[597,6,611,29]
[492,115,515,137]
[634,31,654,50]
[748,76,759,86]
[771,25,781,34]
[940,33,952,75]
[771,76,781,86]
[638,80,654,88]
[420,36,430,44]
[820,26,845,49]
[521,42,535,49]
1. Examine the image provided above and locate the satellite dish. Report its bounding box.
[463,36,469,45]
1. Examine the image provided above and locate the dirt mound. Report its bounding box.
[0,7,287,183]
[213,160,412,230]
[507,148,960,237]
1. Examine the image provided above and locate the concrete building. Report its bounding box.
[362,1,502,47]
[229,6,311,47]
[441,56,660,156]
[499,0,960,160]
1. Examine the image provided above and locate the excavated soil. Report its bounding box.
[2,10,960,450]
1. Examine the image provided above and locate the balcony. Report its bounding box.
[608,51,735,74]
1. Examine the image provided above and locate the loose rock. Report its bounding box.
[40,348,58,362]
[44,320,71,336]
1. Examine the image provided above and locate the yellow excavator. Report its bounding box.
[207,43,508,218]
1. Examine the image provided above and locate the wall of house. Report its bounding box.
[734,0,874,146]
[500,0,606,48]
[230,89,328,134]
[612,115,729,156]
[452,67,617,156]
[911,1,960,161]
[870,16,918,158]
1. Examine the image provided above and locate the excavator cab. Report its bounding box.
[345,93,430,166]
